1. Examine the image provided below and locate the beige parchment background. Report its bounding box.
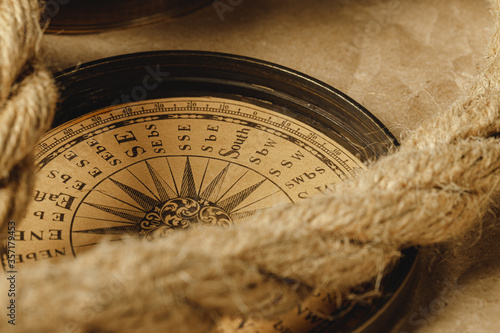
[41,0,499,332]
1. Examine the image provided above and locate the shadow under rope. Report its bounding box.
[394,200,500,333]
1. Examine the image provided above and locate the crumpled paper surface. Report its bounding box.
[42,0,498,332]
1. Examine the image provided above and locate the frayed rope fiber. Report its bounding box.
[2,0,500,332]
[0,1,57,235]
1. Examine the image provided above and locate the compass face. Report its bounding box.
[14,97,364,263]
[0,52,416,333]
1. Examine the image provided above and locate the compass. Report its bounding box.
[2,51,417,332]
[43,0,213,34]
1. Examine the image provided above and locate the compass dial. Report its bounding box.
[19,96,364,260]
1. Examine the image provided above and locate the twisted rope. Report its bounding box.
[1,1,500,332]
[0,0,57,231]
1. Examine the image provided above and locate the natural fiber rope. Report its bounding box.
[2,1,500,332]
[0,1,57,233]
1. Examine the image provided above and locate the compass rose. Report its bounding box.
[70,156,291,252]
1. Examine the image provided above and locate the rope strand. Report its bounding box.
[0,0,57,231]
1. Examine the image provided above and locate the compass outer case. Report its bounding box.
[48,51,418,332]
[54,51,396,161]
[43,0,214,34]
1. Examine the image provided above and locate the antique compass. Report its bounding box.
[2,51,417,332]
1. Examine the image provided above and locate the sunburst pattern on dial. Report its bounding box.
[71,156,290,254]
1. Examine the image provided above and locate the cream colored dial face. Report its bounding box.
[2,96,368,332]
[4,96,364,266]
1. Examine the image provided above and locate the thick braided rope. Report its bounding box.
[2,1,500,333]
[0,0,57,231]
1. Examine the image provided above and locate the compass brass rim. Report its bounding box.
[43,51,418,333]
[54,50,398,162]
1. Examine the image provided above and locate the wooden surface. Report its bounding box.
[42,1,498,332]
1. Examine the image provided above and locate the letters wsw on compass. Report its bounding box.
[0,51,418,332]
